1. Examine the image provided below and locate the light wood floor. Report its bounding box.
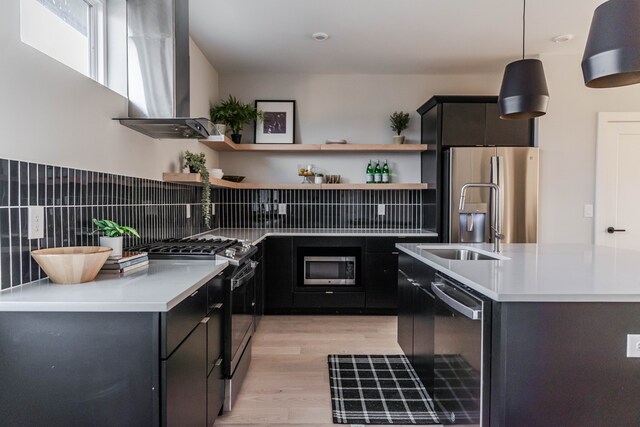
[214,315,418,427]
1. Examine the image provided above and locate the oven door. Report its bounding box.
[230,262,256,373]
[303,256,356,285]
[431,276,488,426]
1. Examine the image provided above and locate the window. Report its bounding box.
[20,0,106,84]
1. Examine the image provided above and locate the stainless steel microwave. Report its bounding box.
[303,256,356,285]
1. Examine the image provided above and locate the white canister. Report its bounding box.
[99,236,123,258]
[314,176,324,184]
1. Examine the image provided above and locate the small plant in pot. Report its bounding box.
[210,95,263,144]
[183,150,212,228]
[390,111,410,144]
[92,219,140,258]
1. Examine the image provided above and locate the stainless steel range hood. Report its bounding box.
[116,0,212,139]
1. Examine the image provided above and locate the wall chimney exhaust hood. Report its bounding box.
[116,0,212,139]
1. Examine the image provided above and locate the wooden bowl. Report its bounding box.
[31,246,113,284]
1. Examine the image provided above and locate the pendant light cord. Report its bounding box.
[522,0,526,60]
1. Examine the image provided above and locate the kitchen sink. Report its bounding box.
[417,246,508,261]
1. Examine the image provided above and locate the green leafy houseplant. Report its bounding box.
[183,150,211,228]
[390,111,410,136]
[209,95,264,143]
[92,219,140,237]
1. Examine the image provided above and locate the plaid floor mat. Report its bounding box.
[328,355,439,425]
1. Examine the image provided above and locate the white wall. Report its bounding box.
[218,73,502,183]
[537,53,640,244]
[0,1,219,180]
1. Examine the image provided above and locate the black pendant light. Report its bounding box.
[582,0,640,88]
[498,0,549,120]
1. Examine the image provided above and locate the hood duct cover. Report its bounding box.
[116,0,211,139]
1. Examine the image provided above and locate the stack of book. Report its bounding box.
[100,252,149,276]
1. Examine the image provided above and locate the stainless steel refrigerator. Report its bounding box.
[443,147,539,244]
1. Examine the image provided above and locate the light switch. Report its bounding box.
[627,334,640,357]
[583,204,594,218]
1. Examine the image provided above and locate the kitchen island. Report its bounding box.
[397,242,640,426]
[0,259,229,426]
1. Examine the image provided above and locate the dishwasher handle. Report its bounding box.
[431,281,482,320]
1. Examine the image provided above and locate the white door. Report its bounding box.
[595,113,640,250]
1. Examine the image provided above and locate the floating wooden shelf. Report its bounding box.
[200,136,433,153]
[163,173,433,190]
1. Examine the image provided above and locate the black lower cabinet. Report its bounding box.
[163,322,207,427]
[254,242,265,329]
[265,236,437,314]
[0,277,226,427]
[265,237,293,312]
[397,252,436,390]
[397,252,415,359]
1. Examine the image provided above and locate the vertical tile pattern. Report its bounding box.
[217,188,433,230]
[0,157,209,289]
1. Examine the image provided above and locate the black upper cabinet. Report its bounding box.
[441,103,486,147]
[418,96,534,148]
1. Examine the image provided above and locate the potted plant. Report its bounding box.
[390,111,410,144]
[210,95,264,143]
[92,219,140,258]
[183,150,212,228]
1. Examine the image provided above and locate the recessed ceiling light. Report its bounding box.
[552,34,574,43]
[312,32,329,41]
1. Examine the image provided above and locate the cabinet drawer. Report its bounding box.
[162,286,207,358]
[207,304,223,367]
[293,291,365,308]
[207,358,224,427]
[366,237,437,253]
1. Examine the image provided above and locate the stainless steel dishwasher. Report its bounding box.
[431,274,491,426]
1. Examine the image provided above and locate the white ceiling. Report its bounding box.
[189,0,604,75]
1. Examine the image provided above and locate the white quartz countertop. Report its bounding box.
[397,243,640,302]
[0,260,228,312]
[209,228,437,245]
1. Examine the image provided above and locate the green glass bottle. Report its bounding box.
[366,161,374,184]
[382,160,390,183]
[374,160,382,183]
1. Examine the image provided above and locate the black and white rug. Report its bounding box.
[328,354,439,425]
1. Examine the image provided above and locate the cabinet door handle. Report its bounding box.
[251,302,256,307]
[214,358,223,367]
[212,303,223,310]
[325,291,334,294]
[391,252,399,255]
[200,317,210,324]
[190,290,199,297]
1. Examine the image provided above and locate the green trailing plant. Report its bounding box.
[209,95,264,135]
[92,219,140,238]
[390,111,410,135]
[183,150,212,228]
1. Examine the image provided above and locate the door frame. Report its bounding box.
[594,112,640,246]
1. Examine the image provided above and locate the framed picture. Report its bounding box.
[254,100,296,144]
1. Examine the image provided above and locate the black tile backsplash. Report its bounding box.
[0,157,209,289]
[217,188,432,230]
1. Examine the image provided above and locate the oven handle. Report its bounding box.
[431,281,482,320]
[231,261,258,290]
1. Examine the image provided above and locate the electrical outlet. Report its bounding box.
[278,204,287,215]
[378,204,386,216]
[211,203,215,216]
[28,206,44,240]
[584,204,594,218]
[185,204,191,219]
[628,335,640,357]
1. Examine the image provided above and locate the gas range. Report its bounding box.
[129,235,257,266]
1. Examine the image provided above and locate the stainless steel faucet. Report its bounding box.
[459,183,504,253]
